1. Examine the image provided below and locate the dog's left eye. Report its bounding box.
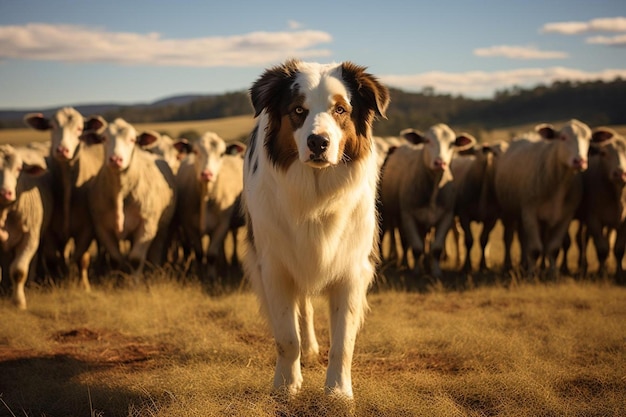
[294,106,305,114]
[335,106,346,115]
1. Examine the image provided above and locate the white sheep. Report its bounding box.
[82,117,177,279]
[139,131,185,174]
[0,145,52,309]
[23,107,102,291]
[173,132,245,281]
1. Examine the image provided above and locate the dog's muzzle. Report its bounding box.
[306,134,331,167]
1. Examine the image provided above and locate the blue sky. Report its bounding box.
[1,0,625,110]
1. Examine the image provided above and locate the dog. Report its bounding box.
[242,59,390,399]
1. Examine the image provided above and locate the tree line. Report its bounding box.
[3,78,625,135]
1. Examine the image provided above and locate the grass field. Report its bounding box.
[0,114,256,146]
[1,118,626,416]
[2,115,624,148]
[1,221,625,417]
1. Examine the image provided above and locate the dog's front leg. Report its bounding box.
[262,265,303,396]
[325,278,368,399]
[299,295,320,364]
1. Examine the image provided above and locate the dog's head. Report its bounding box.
[250,59,390,171]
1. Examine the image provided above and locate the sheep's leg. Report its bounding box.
[11,232,39,310]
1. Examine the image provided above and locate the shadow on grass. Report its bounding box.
[370,257,599,294]
[0,354,160,417]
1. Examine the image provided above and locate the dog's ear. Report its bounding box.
[341,62,390,120]
[250,59,301,118]
[341,62,390,137]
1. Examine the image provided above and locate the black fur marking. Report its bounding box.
[249,59,301,171]
[245,211,255,249]
[248,124,258,166]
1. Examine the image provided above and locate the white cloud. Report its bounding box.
[586,34,626,46]
[379,67,626,98]
[541,16,626,35]
[288,20,304,30]
[0,23,333,66]
[474,45,568,60]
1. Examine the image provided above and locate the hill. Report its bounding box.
[1,78,625,139]
[0,94,215,128]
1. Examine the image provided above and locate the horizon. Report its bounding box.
[1,0,625,110]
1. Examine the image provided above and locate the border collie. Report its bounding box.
[242,59,389,398]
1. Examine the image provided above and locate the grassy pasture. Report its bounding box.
[0,118,626,416]
[0,221,625,417]
[0,115,256,146]
[2,115,624,148]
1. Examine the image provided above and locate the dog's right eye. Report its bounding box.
[294,106,304,115]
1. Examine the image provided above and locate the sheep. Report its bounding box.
[494,119,591,276]
[23,107,102,291]
[173,132,245,281]
[378,124,476,278]
[0,145,52,309]
[374,135,411,264]
[374,135,410,170]
[450,141,508,272]
[81,117,176,278]
[573,127,626,282]
[139,131,186,174]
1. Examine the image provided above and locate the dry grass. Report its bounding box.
[2,116,624,148]
[0,262,624,416]
[1,118,626,416]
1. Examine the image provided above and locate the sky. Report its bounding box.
[0,0,625,110]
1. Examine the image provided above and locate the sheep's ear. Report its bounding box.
[84,115,107,133]
[536,123,557,140]
[226,141,246,156]
[137,131,159,148]
[454,132,477,152]
[16,148,47,176]
[174,138,193,155]
[80,131,104,145]
[22,163,47,177]
[400,128,426,145]
[591,127,617,146]
[24,113,51,131]
[80,115,107,144]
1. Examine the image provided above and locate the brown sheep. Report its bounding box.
[450,141,508,272]
[494,119,591,276]
[379,124,476,278]
[575,127,626,282]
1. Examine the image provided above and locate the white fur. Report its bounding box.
[243,60,387,398]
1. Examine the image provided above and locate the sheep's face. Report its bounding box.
[50,108,84,162]
[538,119,591,172]
[0,146,23,205]
[193,132,227,186]
[422,123,458,173]
[103,119,137,172]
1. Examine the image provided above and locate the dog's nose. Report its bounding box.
[307,134,329,156]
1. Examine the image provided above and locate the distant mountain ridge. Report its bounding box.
[0,94,214,124]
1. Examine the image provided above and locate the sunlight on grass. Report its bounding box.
[0,273,625,416]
